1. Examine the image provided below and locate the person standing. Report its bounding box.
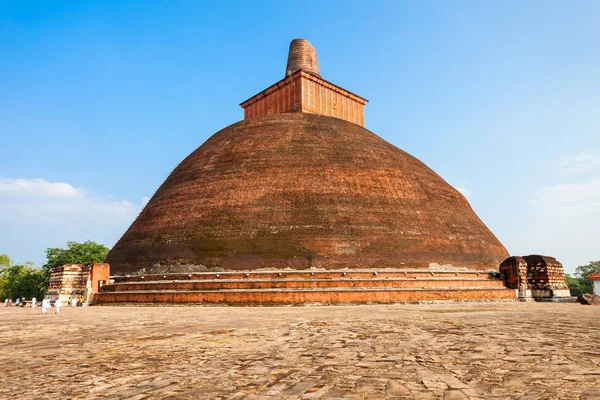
[54,298,62,314]
[4,299,8,307]
[31,298,36,309]
[15,297,20,306]
[41,298,47,314]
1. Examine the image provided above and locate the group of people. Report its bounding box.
[4,295,84,313]
[67,296,84,307]
[4,297,29,307]
[39,298,61,314]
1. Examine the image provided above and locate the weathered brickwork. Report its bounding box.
[285,38,321,77]
[500,255,572,301]
[106,114,509,275]
[106,38,509,286]
[499,256,528,290]
[97,286,516,304]
[523,255,569,290]
[95,269,517,305]
[241,73,302,119]
[241,70,368,126]
[47,264,90,300]
[89,263,110,295]
[300,72,367,126]
[47,263,110,302]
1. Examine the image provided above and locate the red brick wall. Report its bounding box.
[97,287,515,305]
[90,263,110,293]
[47,263,110,300]
[243,75,301,119]
[48,264,89,294]
[300,74,365,126]
[500,255,568,291]
[241,71,367,126]
[522,255,568,290]
[499,257,528,289]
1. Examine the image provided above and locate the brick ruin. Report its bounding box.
[47,263,110,303]
[499,255,572,301]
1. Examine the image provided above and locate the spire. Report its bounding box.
[241,38,367,126]
[285,38,320,78]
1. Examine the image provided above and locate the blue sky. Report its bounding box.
[1,1,599,273]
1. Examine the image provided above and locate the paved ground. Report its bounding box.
[0,302,599,400]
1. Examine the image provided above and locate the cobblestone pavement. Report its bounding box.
[1,302,599,399]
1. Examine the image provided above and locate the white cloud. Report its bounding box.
[511,179,600,272]
[456,187,470,198]
[0,178,140,225]
[531,180,600,214]
[558,153,600,174]
[0,178,145,265]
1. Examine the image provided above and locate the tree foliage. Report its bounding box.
[1,241,109,300]
[566,260,600,296]
[0,253,10,269]
[0,253,11,299]
[43,240,109,275]
[0,256,46,300]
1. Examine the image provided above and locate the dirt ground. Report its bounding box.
[0,302,599,399]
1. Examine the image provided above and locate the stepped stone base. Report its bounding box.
[95,287,516,305]
[94,269,517,305]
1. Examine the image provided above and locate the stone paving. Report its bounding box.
[1,302,599,399]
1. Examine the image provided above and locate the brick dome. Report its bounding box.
[106,113,508,274]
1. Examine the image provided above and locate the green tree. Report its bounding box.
[0,261,42,300]
[19,267,48,299]
[0,241,110,300]
[42,240,110,280]
[0,254,12,299]
[0,253,11,269]
[565,274,584,296]
[43,240,110,270]
[566,261,600,296]
[39,240,109,297]
[0,254,13,299]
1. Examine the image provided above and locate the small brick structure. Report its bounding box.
[46,263,110,303]
[499,255,573,301]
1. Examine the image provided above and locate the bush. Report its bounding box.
[566,261,599,296]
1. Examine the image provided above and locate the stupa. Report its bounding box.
[98,39,518,304]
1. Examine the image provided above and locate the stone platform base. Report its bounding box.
[528,297,577,303]
[94,269,516,305]
[517,289,576,303]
